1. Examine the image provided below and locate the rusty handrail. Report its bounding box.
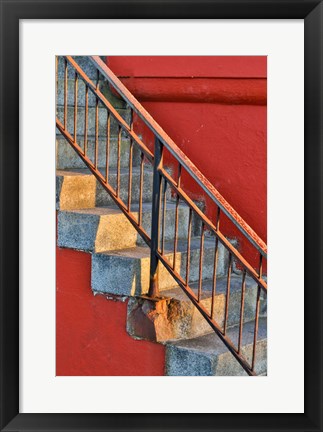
[90,55,267,259]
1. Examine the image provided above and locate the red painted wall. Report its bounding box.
[107,56,267,266]
[56,247,165,376]
[107,56,266,78]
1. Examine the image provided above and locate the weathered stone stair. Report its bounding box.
[56,56,267,376]
[166,318,267,376]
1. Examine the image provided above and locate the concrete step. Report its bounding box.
[56,105,131,138]
[126,274,266,343]
[165,317,267,376]
[56,135,141,170]
[56,78,126,109]
[56,167,158,210]
[91,237,231,296]
[57,201,192,253]
[56,169,96,211]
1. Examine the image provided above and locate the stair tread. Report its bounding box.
[162,273,258,301]
[96,236,215,258]
[167,317,267,356]
[59,200,189,216]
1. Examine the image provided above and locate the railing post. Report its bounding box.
[148,137,163,298]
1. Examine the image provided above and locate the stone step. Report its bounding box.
[165,317,267,376]
[57,201,193,253]
[91,237,231,296]
[56,167,158,210]
[56,135,141,170]
[56,169,95,211]
[56,78,126,109]
[56,105,131,138]
[126,275,266,343]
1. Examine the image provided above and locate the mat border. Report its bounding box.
[1,1,322,431]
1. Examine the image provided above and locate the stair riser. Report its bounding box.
[138,204,200,247]
[166,338,267,376]
[58,211,136,252]
[96,170,155,207]
[56,136,141,170]
[57,205,191,253]
[91,244,230,296]
[172,286,260,338]
[56,106,131,138]
[56,78,126,108]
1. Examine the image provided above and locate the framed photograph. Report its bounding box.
[1,0,322,431]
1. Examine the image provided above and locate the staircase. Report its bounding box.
[56,56,267,376]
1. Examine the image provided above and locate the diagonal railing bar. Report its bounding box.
[90,55,267,259]
[56,56,267,376]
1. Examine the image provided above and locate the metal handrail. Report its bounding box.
[90,56,267,259]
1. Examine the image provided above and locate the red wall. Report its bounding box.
[107,56,266,78]
[56,247,165,376]
[107,56,267,265]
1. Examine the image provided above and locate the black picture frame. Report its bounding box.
[1,1,322,431]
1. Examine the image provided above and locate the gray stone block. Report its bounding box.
[181,275,265,329]
[166,317,267,376]
[56,105,131,138]
[56,136,141,170]
[91,237,230,296]
[56,170,96,211]
[95,166,155,207]
[137,201,192,246]
[57,56,103,80]
[57,201,190,253]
